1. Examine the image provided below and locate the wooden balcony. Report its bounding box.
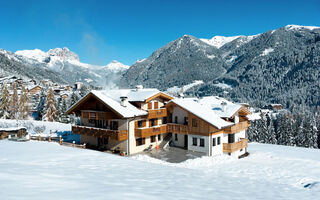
[147,108,167,119]
[81,110,118,121]
[72,125,128,141]
[223,138,248,153]
[135,125,167,138]
[223,121,250,134]
[167,123,189,134]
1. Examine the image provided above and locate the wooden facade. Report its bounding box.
[146,108,167,119]
[135,125,167,138]
[72,125,128,141]
[223,138,248,153]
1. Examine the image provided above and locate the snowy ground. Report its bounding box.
[0,141,319,200]
[0,119,71,137]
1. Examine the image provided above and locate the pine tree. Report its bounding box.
[42,88,57,122]
[69,92,80,107]
[0,85,10,119]
[36,89,46,120]
[80,85,90,97]
[18,86,29,119]
[267,117,277,144]
[60,98,69,123]
[9,83,19,119]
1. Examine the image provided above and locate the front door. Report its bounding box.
[184,135,188,149]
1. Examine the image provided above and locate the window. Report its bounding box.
[163,117,167,124]
[175,134,178,141]
[151,135,156,143]
[192,137,197,146]
[138,121,143,128]
[228,134,235,143]
[212,138,216,146]
[148,102,152,110]
[217,137,221,145]
[192,118,198,127]
[200,138,205,147]
[184,117,188,125]
[150,119,156,127]
[175,116,178,123]
[136,138,146,146]
[110,121,118,130]
[158,134,161,141]
[88,119,95,124]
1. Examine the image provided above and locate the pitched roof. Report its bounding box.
[169,98,233,129]
[91,90,147,118]
[104,88,172,102]
[199,96,243,118]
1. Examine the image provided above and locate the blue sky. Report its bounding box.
[0,0,320,65]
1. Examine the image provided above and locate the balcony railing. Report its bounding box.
[72,125,128,141]
[81,110,118,121]
[135,125,167,138]
[223,121,250,134]
[147,108,167,119]
[223,138,248,153]
[167,123,189,134]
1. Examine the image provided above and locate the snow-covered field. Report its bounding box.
[0,141,319,200]
[0,119,71,137]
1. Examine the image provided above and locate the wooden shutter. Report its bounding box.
[148,102,152,109]
[154,102,159,109]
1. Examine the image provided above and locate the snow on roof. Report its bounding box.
[0,127,26,131]
[170,98,233,129]
[91,90,147,118]
[199,96,242,118]
[105,88,161,102]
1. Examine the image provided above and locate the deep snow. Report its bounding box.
[0,141,319,200]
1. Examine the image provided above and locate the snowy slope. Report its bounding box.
[200,36,241,48]
[0,141,319,200]
[10,48,130,86]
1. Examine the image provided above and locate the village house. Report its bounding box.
[66,86,251,157]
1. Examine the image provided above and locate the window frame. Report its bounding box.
[212,138,216,147]
[200,138,205,147]
[192,137,197,146]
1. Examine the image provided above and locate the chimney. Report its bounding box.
[135,85,143,91]
[120,96,128,107]
[178,87,184,98]
[221,101,227,112]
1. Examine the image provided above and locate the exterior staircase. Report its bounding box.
[159,133,172,149]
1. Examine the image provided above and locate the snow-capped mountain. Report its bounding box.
[1,47,129,86]
[121,24,320,111]
[102,60,130,73]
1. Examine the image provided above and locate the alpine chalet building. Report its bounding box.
[67,86,250,157]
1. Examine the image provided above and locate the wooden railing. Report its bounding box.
[147,108,167,119]
[223,138,248,153]
[81,111,117,121]
[72,125,128,141]
[135,125,167,138]
[223,121,250,134]
[167,123,189,134]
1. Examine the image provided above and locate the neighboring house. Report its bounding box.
[60,93,69,99]
[67,87,251,157]
[27,85,42,95]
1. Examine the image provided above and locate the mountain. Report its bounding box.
[1,48,129,86]
[120,35,227,89]
[120,25,320,110]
